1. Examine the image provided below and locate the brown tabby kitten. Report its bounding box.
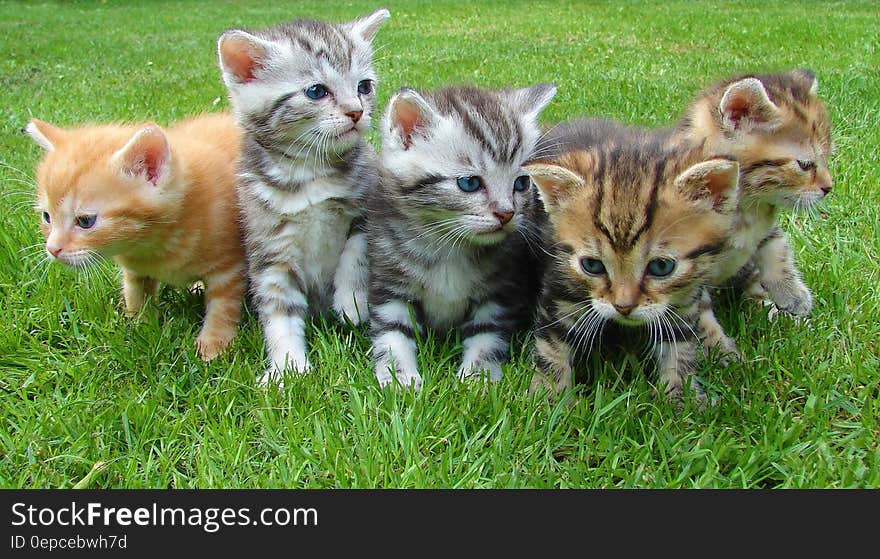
[671,69,833,345]
[537,68,833,359]
[526,129,740,404]
[26,112,246,361]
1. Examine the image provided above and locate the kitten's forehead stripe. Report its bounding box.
[261,19,356,72]
[430,87,524,165]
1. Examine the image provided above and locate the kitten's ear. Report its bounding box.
[218,30,274,85]
[790,68,819,96]
[387,88,436,150]
[349,7,390,42]
[523,163,584,214]
[510,82,557,121]
[111,124,171,187]
[25,119,64,152]
[674,158,740,213]
[719,78,782,132]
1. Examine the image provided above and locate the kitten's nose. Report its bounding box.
[48,246,62,257]
[820,183,832,195]
[493,211,514,226]
[345,110,363,124]
[613,302,636,316]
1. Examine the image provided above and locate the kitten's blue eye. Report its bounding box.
[75,215,97,229]
[797,159,816,171]
[41,211,51,224]
[647,258,676,277]
[305,84,329,100]
[357,80,373,95]
[457,176,483,192]
[513,175,530,192]
[580,257,606,275]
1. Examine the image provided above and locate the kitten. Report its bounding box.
[536,69,833,358]
[26,112,246,361]
[525,128,740,404]
[671,68,833,320]
[367,84,557,390]
[217,8,389,385]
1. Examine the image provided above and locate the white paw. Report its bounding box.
[259,357,311,388]
[457,361,503,383]
[375,366,422,391]
[333,289,368,326]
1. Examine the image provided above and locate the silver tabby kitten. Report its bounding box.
[217,8,389,385]
[367,84,557,390]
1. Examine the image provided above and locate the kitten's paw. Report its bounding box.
[333,290,369,326]
[375,366,422,391]
[196,332,233,361]
[259,357,311,388]
[457,361,503,383]
[765,281,813,317]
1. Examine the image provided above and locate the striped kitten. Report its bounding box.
[26,113,246,361]
[367,84,557,390]
[217,8,389,385]
[526,129,740,404]
[672,69,833,321]
[537,69,833,358]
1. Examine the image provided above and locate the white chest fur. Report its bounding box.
[714,208,777,283]
[418,253,487,330]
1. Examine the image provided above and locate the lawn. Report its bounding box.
[0,0,877,489]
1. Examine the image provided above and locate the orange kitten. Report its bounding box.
[26,112,246,361]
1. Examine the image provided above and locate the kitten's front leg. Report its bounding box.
[196,264,245,361]
[251,263,311,386]
[529,334,575,404]
[654,336,705,407]
[370,299,423,390]
[121,269,158,319]
[754,228,813,317]
[332,230,369,326]
[457,302,510,383]
[696,288,740,364]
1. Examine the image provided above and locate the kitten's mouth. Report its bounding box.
[51,250,95,269]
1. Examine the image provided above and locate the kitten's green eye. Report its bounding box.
[513,175,530,192]
[41,211,51,224]
[357,80,373,95]
[797,159,816,171]
[75,215,97,229]
[647,258,676,277]
[305,84,329,100]
[580,257,606,275]
[457,176,483,192]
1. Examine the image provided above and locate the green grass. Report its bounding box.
[1,0,878,488]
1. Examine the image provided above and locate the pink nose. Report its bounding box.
[820,184,832,195]
[494,211,514,226]
[613,302,636,316]
[48,246,62,257]
[346,110,362,123]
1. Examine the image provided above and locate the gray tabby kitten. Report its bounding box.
[217,8,389,385]
[367,84,557,390]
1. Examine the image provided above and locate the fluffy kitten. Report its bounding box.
[367,84,557,390]
[26,112,246,361]
[217,8,389,385]
[671,68,833,320]
[537,69,833,357]
[526,128,740,404]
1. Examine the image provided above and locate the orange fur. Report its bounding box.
[28,112,246,361]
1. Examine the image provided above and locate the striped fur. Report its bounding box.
[536,69,833,359]
[26,113,246,361]
[217,9,389,385]
[367,84,556,390]
[672,68,833,321]
[526,129,740,405]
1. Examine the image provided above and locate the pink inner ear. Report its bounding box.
[221,39,260,83]
[702,170,736,209]
[393,100,423,150]
[724,96,751,128]
[123,129,168,186]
